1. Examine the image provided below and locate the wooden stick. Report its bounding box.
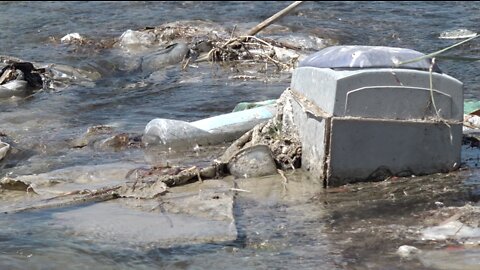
[195,1,304,63]
[246,1,305,37]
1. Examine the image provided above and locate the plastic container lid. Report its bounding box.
[299,45,441,72]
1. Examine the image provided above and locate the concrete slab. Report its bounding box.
[49,179,237,247]
[2,162,141,196]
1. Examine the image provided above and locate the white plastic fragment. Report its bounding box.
[273,46,300,64]
[465,115,480,129]
[119,29,156,46]
[439,29,478,39]
[421,220,480,241]
[396,245,422,259]
[60,33,84,43]
[0,141,10,161]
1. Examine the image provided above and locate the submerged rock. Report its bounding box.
[228,145,278,178]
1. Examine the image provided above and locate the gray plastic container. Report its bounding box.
[290,46,463,186]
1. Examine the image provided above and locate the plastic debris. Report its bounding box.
[464,115,480,130]
[0,141,10,161]
[464,99,480,115]
[232,99,277,112]
[119,29,156,47]
[421,220,480,241]
[0,61,44,97]
[141,43,190,72]
[144,105,276,147]
[396,245,422,259]
[439,29,478,40]
[143,118,212,146]
[60,33,85,44]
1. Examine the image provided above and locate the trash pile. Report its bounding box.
[111,20,327,77]
[0,88,301,213]
[0,61,44,98]
[0,8,319,212]
[1,2,479,224]
[395,204,480,270]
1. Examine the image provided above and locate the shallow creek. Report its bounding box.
[1,1,480,269]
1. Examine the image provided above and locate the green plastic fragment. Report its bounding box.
[464,99,480,114]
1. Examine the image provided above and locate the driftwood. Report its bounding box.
[2,186,122,214]
[246,1,304,37]
[194,1,305,70]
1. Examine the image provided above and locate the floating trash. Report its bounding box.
[439,29,478,39]
[464,99,480,114]
[396,245,422,259]
[0,141,10,161]
[60,33,85,44]
[141,43,190,72]
[421,220,480,242]
[119,29,156,47]
[233,99,277,112]
[0,61,44,98]
[144,105,276,147]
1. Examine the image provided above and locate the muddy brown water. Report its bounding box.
[1,1,480,269]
